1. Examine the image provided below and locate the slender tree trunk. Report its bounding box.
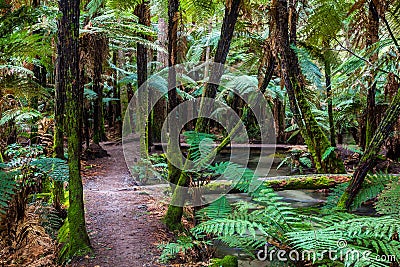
[385,73,400,159]
[58,0,91,256]
[54,49,65,158]
[258,39,275,94]
[112,52,122,137]
[196,0,241,132]
[165,0,242,229]
[271,0,345,173]
[164,0,184,230]
[92,35,107,144]
[364,0,379,148]
[339,85,400,210]
[135,1,151,156]
[324,53,336,147]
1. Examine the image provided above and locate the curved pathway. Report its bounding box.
[71,143,169,267]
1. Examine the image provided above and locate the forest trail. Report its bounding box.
[71,143,169,267]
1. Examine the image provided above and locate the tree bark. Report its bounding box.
[164,0,184,230]
[196,0,241,132]
[165,0,242,229]
[324,54,336,147]
[92,35,107,144]
[364,0,379,148]
[58,0,91,256]
[112,52,122,137]
[271,0,345,173]
[385,73,400,159]
[135,1,151,155]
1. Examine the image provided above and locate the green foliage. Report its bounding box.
[287,216,400,266]
[351,172,397,210]
[324,172,397,211]
[195,195,231,221]
[293,45,323,90]
[277,149,313,174]
[0,170,17,216]
[158,235,195,263]
[30,157,69,182]
[375,181,400,217]
[322,146,336,161]
[192,189,300,255]
[210,255,238,267]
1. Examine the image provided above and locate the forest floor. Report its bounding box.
[70,143,171,267]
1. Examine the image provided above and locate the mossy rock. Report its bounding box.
[210,255,238,267]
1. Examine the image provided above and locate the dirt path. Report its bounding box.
[71,143,170,267]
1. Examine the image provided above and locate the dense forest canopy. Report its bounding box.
[0,0,400,266]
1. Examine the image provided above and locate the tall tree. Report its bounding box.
[57,0,91,256]
[165,0,242,229]
[339,85,400,209]
[135,0,151,156]
[271,0,345,173]
[195,0,241,132]
[364,0,380,148]
[92,34,108,144]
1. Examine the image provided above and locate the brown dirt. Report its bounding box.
[70,143,171,267]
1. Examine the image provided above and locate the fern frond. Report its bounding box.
[0,170,17,216]
[196,195,232,221]
[376,181,400,217]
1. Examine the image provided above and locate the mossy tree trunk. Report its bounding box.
[338,85,400,210]
[58,0,91,256]
[271,0,345,174]
[164,0,183,230]
[165,0,241,230]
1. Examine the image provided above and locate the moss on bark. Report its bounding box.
[57,0,91,257]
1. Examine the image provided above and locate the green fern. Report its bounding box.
[375,181,400,217]
[30,157,69,182]
[158,235,195,263]
[195,195,232,221]
[287,216,400,266]
[324,172,397,211]
[0,170,17,216]
[351,172,397,210]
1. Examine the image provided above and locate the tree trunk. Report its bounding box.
[271,0,345,173]
[324,54,336,147]
[339,85,400,210]
[164,0,183,230]
[196,0,241,132]
[165,0,241,229]
[135,1,151,155]
[364,0,379,148]
[92,35,107,144]
[54,46,65,158]
[112,52,122,137]
[385,72,400,160]
[58,0,91,256]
